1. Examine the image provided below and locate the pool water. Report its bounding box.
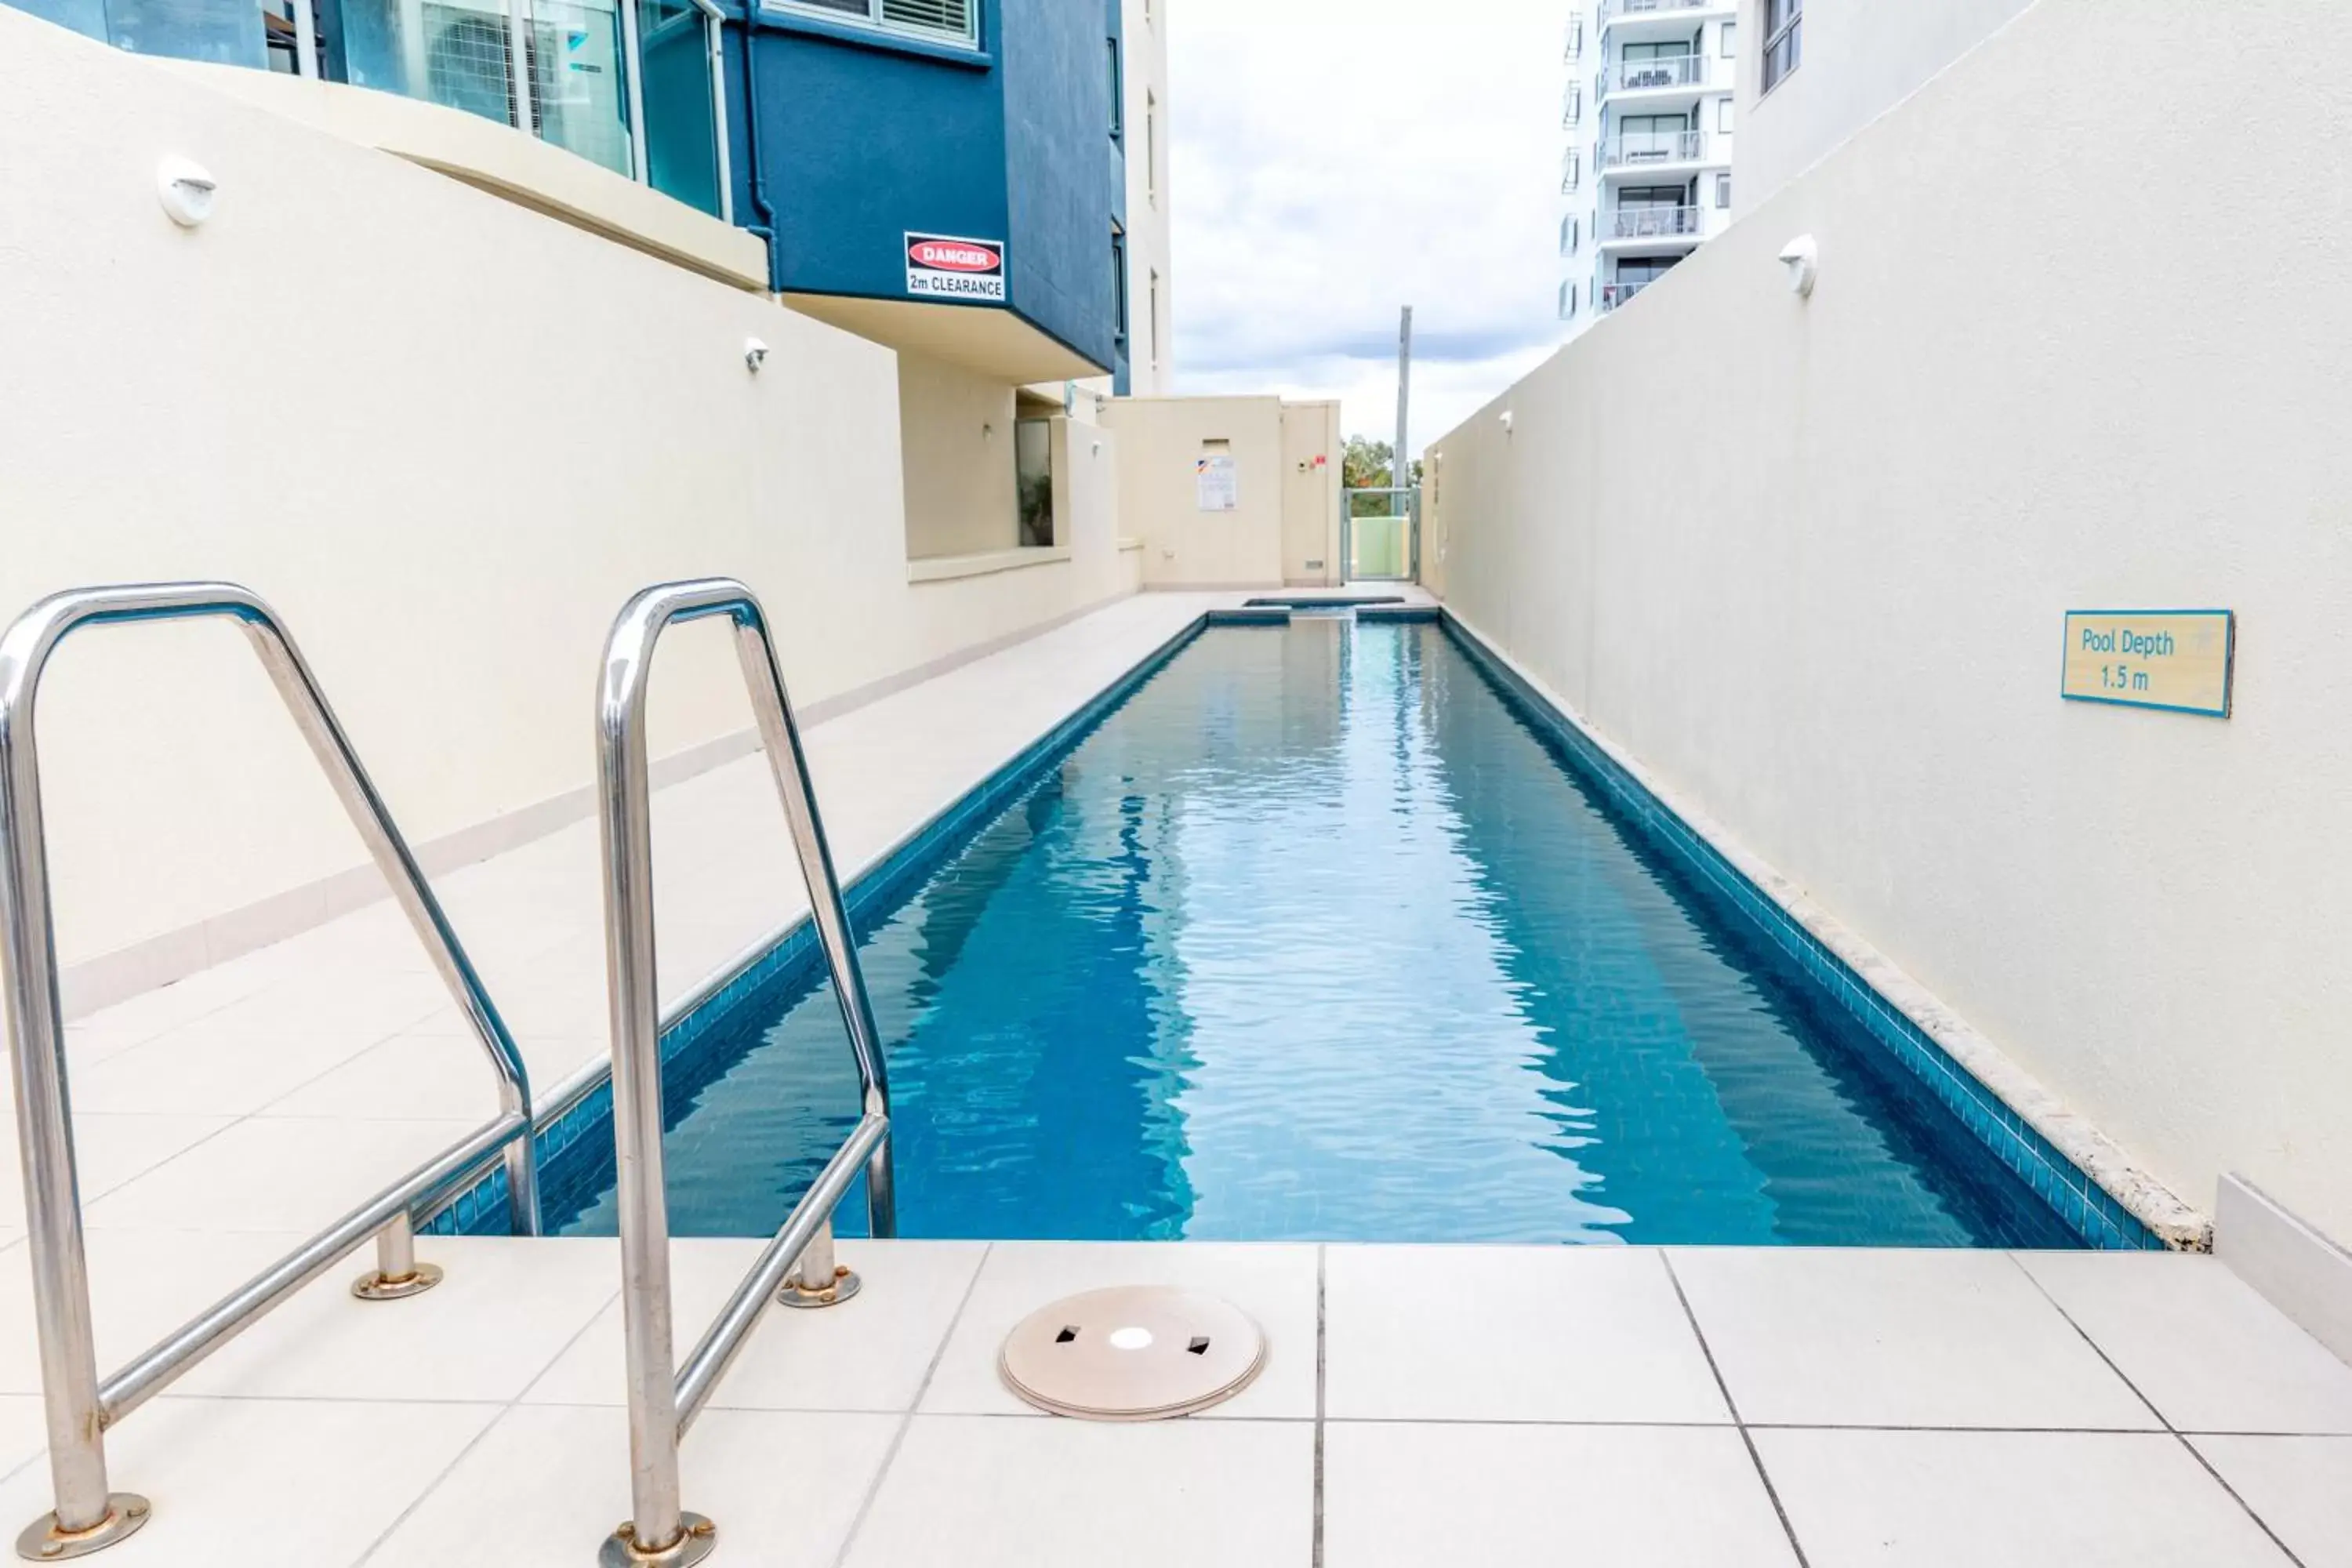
[559,619,2078,1248]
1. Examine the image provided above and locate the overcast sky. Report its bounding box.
[1166,0,1566,458]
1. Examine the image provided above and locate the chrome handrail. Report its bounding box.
[596,579,895,1568]
[0,582,538,1559]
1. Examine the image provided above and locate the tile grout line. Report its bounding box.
[1661,1252,1812,1568]
[829,1240,994,1568]
[2007,1253,2309,1568]
[1311,1242,1326,1568]
[348,1273,627,1567]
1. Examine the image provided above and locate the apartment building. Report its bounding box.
[1556,0,1741,331]
[1733,0,2032,212]
[5,0,1173,567]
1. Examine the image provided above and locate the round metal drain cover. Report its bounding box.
[1000,1286,1266,1421]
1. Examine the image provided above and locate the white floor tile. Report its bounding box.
[64,1022,387,1116]
[524,1239,984,1414]
[1755,1428,2295,1567]
[2018,1252,2352,1434]
[842,1413,1312,1568]
[1324,1421,1795,1566]
[0,1395,49,1480]
[918,1242,1316,1421]
[0,1113,231,1214]
[85,1118,478,1233]
[1669,1247,2155,1428]
[1325,1245,1730,1424]
[0,1229,316,1394]
[0,1396,498,1568]
[171,1237,618,1403]
[363,1400,898,1567]
[256,1028,515,1122]
[2190,1436,2352,1568]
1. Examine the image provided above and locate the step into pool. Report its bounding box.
[555,618,2082,1248]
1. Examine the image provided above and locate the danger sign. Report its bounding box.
[906,232,1007,301]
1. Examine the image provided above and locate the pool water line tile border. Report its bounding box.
[424,612,1218,1237]
[1438,611,2205,1253]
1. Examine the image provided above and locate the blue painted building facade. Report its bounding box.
[722,0,1131,386]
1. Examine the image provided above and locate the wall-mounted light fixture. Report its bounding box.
[1778,234,1819,298]
[156,156,216,227]
[1499,410,1515,437]
[743,337,769,372]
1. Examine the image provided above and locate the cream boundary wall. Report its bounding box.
[899,352,1021,561]
[1278,401,1343,586]
[0,12,1139,1007]
[1733,0,2034,214]
[1100,396,1301,588]
[1425,0,2352,1247]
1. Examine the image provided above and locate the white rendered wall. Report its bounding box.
[1427,0,2352,1247]
[0,11,1139,994]
[1733,0,2035,213]
[1101,396,1290,588]
[1121,0,1176,394]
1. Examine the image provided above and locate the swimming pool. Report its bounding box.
[554,617,2082,1248]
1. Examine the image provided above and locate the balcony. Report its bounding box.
[1602,205,1703,243]
[1599,129,1705,170]
[1601,0,1727,20]
[1603,53,1710,97]
[16,0,731,220]
[1598,281,1652,313]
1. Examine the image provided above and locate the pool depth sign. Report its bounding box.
[2060,610,2234,717]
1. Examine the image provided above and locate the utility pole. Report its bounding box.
[1394,305,1414,495]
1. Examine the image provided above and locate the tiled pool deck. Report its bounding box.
[5,590,2348,1564]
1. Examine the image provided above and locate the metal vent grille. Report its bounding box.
[880,0,972,40]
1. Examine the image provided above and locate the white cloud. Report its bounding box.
[1166,0,1568,456]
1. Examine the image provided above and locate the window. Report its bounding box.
[1145,90,1159,205]
[1717,99,1734,133]
[1715,172,1731,208]
[1762,0,1802,92]
[1720,20,1736,56]
[780,0,978,49]
[1112,223,1129,353]
[1559,281,1576,321]
[1107,38,1122,137]
[1559,213,1579,256]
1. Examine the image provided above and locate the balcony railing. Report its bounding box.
[1600,129,1705,169]
[1605,205,1703,241]
[1599,281,1653,313]
[1602,0,1715,21]
[18,0,732,222]
[1606,53,1709,94]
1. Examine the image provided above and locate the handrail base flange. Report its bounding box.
[599,1512,716,1568]
[14,1495,150,1561]
[350,1261,445,1302]
[775,1265,862,1312]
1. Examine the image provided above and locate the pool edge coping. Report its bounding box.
[1437,607,2210,1253]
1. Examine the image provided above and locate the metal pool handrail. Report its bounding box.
[0,582,539,1561]
[596,579,895,1568]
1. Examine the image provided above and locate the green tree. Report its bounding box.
[1343,435,1423,516]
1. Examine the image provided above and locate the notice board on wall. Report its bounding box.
[1196,452,1239,513]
